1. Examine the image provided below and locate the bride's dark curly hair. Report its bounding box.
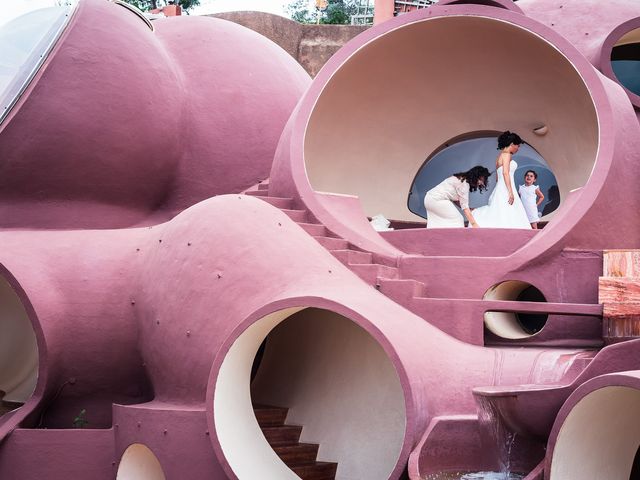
[454,165,491,193]
[497,131,523,150]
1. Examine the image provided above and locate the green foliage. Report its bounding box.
[287,0,360,25]
[72,409,88,428]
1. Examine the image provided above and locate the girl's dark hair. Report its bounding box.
[525,169,538,179]
[497,131,523,150]
[454,165,491,193]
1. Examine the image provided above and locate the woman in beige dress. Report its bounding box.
[424,166,491,228]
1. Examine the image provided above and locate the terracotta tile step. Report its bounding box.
[261,425,303,446]
[273,443,319,466]
[292,461,338,480]
[253,405,288,427]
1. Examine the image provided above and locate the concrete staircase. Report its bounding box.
[245,182,405,288]
[253,404,337,479]
[244,183,603,344]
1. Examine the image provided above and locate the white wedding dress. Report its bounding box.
[472,160,531,229]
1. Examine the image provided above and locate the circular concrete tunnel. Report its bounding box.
[116,443,166,480]
[0,275,38,405]
[303,14,599,223]
[603,21,640,107]
[212,307,406,480]
[483,280,548,339]
[550,382,640,479]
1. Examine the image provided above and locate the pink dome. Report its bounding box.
[0,0,309,229]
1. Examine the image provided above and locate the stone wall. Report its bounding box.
[210,12,368,77]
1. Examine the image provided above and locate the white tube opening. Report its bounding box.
[0,275,37,406]
[214,307,406,480]
[551,386,640,479]
[116,443,166,480]
[483,280,548,339]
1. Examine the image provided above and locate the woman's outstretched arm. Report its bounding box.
[462,208,479,228]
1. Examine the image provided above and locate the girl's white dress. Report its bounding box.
[424,176,470,228]
[518,184,540,223]
[472,160,531,229]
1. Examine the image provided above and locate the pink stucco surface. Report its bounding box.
[0,0,640,479]
[0,0,309,229]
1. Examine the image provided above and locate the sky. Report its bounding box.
[0,0,300,27]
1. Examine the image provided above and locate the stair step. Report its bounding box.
[273,443,319,466]
[298,222,329,236]
[246,195,294,209]
[349,264,399,284]
[281,209,309,222]
[253,405,288,427]
[313,236,349,250]
[376,278,426,299]
[292,461,338,480]
[258,182,270,191]
[331,249,373,265]
[261,425,303,446]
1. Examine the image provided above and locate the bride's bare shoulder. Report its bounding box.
[496,151,511,168]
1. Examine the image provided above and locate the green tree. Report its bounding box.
[125,0,200,13]
[287,0,359,25]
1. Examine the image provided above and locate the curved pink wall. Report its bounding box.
[0,1,639,479]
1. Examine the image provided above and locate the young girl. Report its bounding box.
[518,170,545,229]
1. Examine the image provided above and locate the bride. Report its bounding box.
[472,131,532,229]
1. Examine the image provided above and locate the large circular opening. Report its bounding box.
[408,133,559,221]
[304,15,598,223]
[551,386,640,479]
[213,307,406,480]
[116,443,166,480]
[609,24,640,106]
[0,275,38,410]
[483,280,548,339]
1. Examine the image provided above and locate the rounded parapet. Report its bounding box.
[270,5,639,258]
[546,371,640,480]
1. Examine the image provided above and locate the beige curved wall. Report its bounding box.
[617,27,640,46]
[215,307,406,480]
[116,443,166,480]
[551,386,640,479]
[304,16,599,221]
[0,276,37,403]
[251,309,406,480]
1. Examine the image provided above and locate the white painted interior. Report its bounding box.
[550,386,640,480]
[251,308,406,480]
[116,443,166,480]
[483,280,544,339]
[0,275,38,404]
[214,307,305,480]
[304,16,598,221]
